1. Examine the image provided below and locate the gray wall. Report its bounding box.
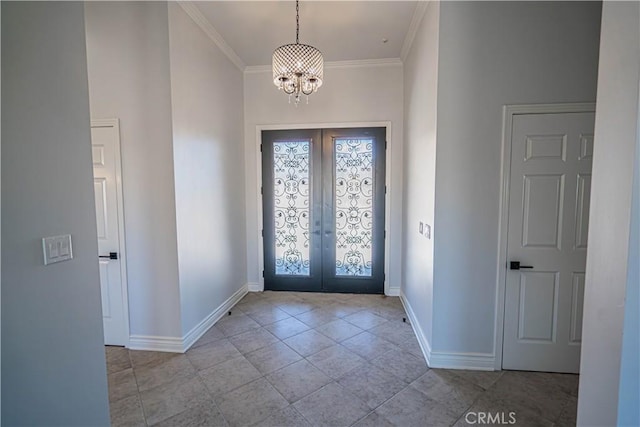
[433,1,601,355]
[1,2,110,424]
[167,3,247,335]
[578,2,640,424]
[401,1,440,348]
[618,100,639,425]
[85,2,183,338]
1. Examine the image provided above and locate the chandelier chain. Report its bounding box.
[296,0,299,44]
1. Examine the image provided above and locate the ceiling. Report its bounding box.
[195,1,419,67]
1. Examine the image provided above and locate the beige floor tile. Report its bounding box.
[199,356,262,397]
[108,368,138,403]
[337,363,408,409]
[283,329,335,357]
[264,317,310,340]
[315,318,364,342]
[397,335,425,360]
[265,359,332,403]
[215,378,289,427]
[134,354,196,392]
[487,371,570,421]
[215,313,261,337]
[106,346,132,374]
[228,328,279,354]
[129,349,178,370]
[375,386,459,427]
[293,382,371,426]
[152,401,227,427]
[295,308,339,328]
[307,344,366,380]
[447,368,504,391]
[342,331,400,361]
[277,300,319,316]
[556,395,577,426]
[245,341,303,375]
[254,405,312,427]
[353,411,395,427]
[370,305,407,322]
[368,319,417,345]
[110,394,145,427]
[549,373,580,397]
[371,348,428,383]
[186,338,242,371]
[344,311,389,330]
[321,302,366,318]
[410,369,483,417]
[245,306,291,326]
[190,326,225,349]
[105,291,580,427]
[140,376,212,425]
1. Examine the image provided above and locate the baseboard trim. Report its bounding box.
[399,290,496,371]
[181,284,248,351]
[129,284,248,353]
[400,290,433,367]
[386,287,400,297]
[429,351,496,371]
[248,282,262,292]
[129,335,184,353]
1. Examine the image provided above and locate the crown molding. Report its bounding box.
[400,1,430,62]
[178,1,246,71]
[244,57,402,74]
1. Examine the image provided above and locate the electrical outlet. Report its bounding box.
[424,224,431,239]
[419,222,424,234]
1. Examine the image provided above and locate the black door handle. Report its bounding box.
[99,252,118,260]
[510,261,533,270]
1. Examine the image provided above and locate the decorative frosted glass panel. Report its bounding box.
[274,141,311,275]
[335,139,373,276]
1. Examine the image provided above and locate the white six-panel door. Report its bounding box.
[91,121,128,346]
[503,112,595,373]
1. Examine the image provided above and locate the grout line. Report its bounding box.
[126,349,150,427]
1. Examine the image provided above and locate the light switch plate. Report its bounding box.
[419,222,424,234]
[424,224,431,239]
[42,234,73,265]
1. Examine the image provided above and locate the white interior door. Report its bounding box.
[91,122,128,346]
[503,111,595,373]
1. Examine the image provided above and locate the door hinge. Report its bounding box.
[262,270,264,277]
[385,140,388,149]
[384,230,386,239]
[261,229,264,237]
[385,185,387,194]
[260,144,263,152]
[261,186,263,195]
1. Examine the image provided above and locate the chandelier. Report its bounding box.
[272,0,323,105]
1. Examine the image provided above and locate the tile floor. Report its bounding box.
[106,291,578,426]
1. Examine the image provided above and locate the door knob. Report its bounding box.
[510,261,533,270]
[99,252,118,260]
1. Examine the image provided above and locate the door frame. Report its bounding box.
[91,118,130,348]
[255,121,393,295]
[493,103,596,370]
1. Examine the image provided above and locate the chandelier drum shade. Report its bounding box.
[272,1,323,105]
